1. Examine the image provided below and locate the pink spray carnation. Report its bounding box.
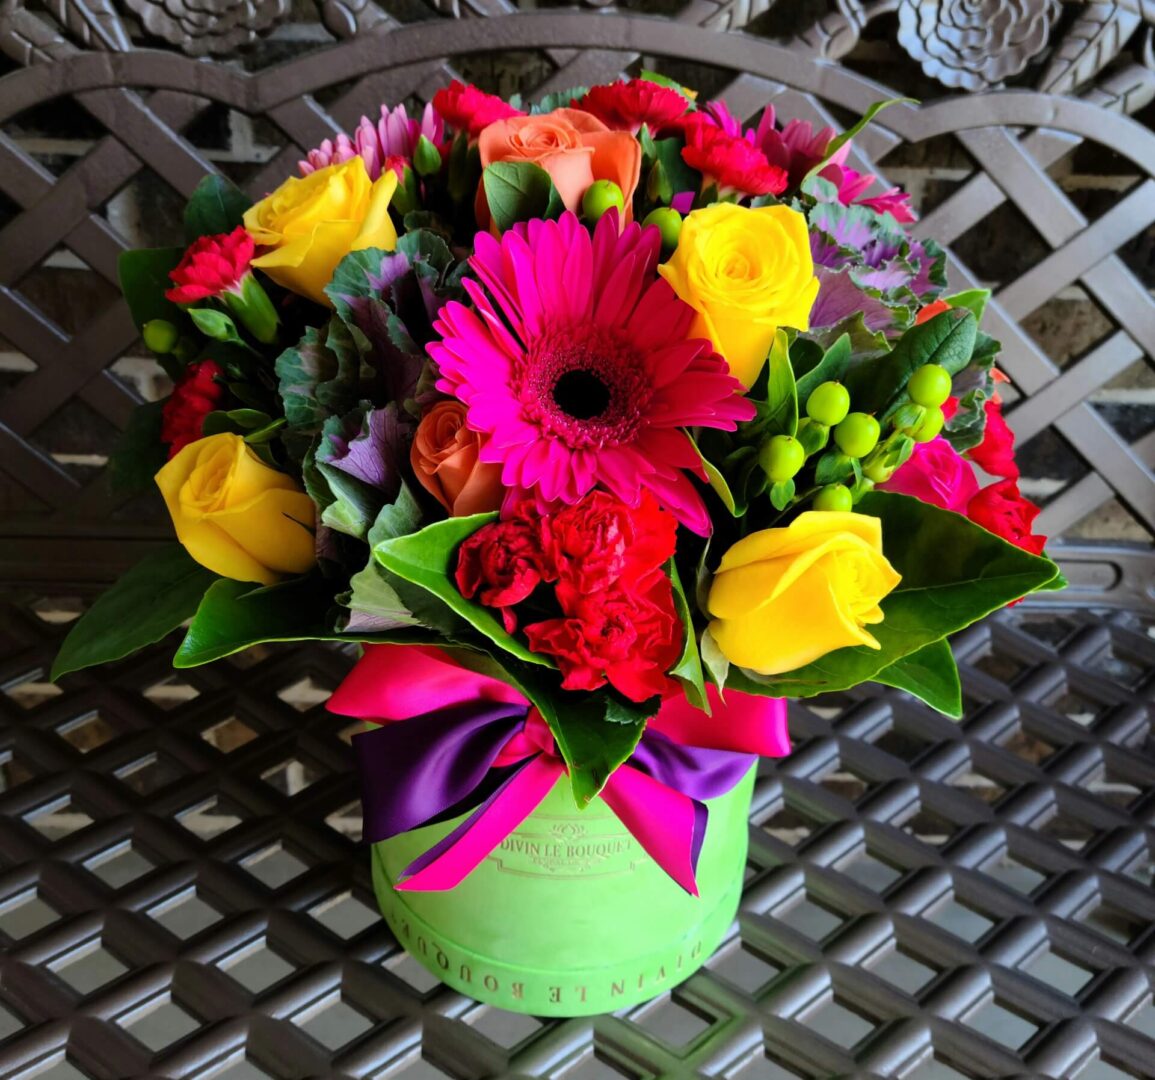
[880,436,981,514]
[429,212,755,535]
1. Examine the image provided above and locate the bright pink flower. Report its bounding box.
[818,162,917,224]
[166,227,254,305]
[881,436,981,515]
[300,103,444,180]
[575,79,689,134]
[429,212,754,534]
[433,81,523,140]
[680,116,787,197]
[754,107,837,188]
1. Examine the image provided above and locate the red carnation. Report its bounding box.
[525,574,681,702]
[575,80,690,135]
[455,512,553,632]
[967,479,1047,556]
[160,360,225,457]
[680,116,788,197]
[432,81,524,140]
[544,491,677,594]
[968,397,1019,479]
[166,227,254,305]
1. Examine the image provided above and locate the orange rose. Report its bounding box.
[478,108,642,220]
[411,401,504,517]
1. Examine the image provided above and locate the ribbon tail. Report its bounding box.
[396,754,564,892]
[600,766,703,897]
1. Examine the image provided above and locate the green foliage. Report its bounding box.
[796,333,851,409]
[275,318,363,455]
[482,162,558,232]
[749,330,798,440]
[668,561,707,711]
[183,175,251,243]
[118,248,189,334]
[802,98,916,184]
[874,638,962,717]
[107,399,167,495]
[53,546,217,679]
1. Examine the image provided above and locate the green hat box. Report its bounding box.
[371,762,757,1017]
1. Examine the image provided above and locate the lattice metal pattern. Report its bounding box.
[1,595,1153,1078]
[0,10,1153,589]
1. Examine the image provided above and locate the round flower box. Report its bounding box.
[372,764,757,1016]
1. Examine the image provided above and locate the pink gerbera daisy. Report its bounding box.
[428,212,754,534]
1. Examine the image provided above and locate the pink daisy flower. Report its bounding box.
[428,212,754,535]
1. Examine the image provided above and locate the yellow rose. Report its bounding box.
[658,202,818,388]
[244,157,398,305]
[707,511,901,675]
[156,433,316,585]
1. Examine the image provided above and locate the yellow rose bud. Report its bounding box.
[658,203,818,388]
[244,158,398,306]
[708,511,901,675]
[156,433,316,586]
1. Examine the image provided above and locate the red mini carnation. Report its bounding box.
[161,360,224,457]
[525,575,681,702]
[544,491,677,594]
[166,227,254,305]
[968,398,1019,479]
[455,510,553,632]
[432,81,524,140]
[680,117,788,196]
[575,80,689,134]
[967,479,1047,556]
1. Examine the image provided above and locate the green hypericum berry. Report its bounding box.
[806,381,850,426]
[759,434,806,483]
[913,405,946,443]
[142,319,179,354]
[582,180,625,221]
[833,412,881,458]
[813,484,853,512]
[642,207,683,251]
[907,363,953,408]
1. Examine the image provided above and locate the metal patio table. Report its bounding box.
[1,0,1155,1076]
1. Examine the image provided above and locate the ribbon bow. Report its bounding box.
[328,645,790,894]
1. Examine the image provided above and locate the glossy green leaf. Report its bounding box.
[669,561,707,711]
[107,399,167,495]
[53,546,217,679]
[483,162,554,233]
[373,513,552,667]
[183,174,251,243]
[873,638,962,717]
[942,288,991,323]
[802,98,916,184]
[796,332,851,407]
[750,329,797,439]
[118,247,189,332]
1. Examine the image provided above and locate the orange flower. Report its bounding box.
[477,108,641,221]
[410,401,504,517]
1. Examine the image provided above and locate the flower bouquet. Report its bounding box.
[55,77,1063,1016]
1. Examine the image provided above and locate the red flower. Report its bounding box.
[575,80,689,134]
[969,397,1019,479]
[915,298,952,325]
[544,491,677,594]
[166,227,254,305]
[455,511,553,632]
[160,360,225,457]
[432,81,524,140]
[967,479,1047,555]
[525,574,681,702]
[680,116,788,196]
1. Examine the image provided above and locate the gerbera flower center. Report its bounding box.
[518,324,652,449]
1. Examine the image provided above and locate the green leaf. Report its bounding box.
[118,248,189,333]
[188,307,248,347]
[726,492,1061,705]
[692,437,739,515]
[700,628,730,692]
[483,162,555,233]
[874,638,962,717]
[183,174,251,243]
[802,98,916,184]
[669,561,707,711]
[650,136,701,200]
[796,333,851,408]
[275,318,363,446]
[754,329,798,439]
[533,86,590,113]
[770,479,795,511]
[373,514,552,667]
[52,546,217,679]
[846,309,977,414]
[942,288,991,323]
[638,70,697,102]
[107,399,167,495]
